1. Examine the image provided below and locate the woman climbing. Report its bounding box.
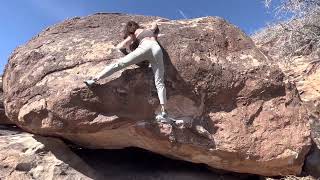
[84,19,168,122]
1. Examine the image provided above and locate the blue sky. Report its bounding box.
[0,0,279,74]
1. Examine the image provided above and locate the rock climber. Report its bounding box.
[84,19,168,122]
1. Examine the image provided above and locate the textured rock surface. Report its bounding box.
[253,29,320,178]
[0,125,95,180]
[0,77,12,124]
[3,13,311,176]
[252,32,320,103]
[304,102,320,178]
[305,101,320,149]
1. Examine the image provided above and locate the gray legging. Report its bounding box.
[95,39,167,105]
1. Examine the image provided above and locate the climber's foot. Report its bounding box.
[155,111,170,123]
[84,78,97,86]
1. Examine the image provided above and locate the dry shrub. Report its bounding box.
[253,0,320,61]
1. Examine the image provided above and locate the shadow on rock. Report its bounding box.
[72,147,260,180]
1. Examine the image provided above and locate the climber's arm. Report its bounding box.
[150,19,167,36]
[150,21,159,32]
[115,35,134,50]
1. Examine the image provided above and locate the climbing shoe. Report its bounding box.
[84,78,97,86]
[155,111,170,123]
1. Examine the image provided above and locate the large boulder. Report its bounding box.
[3,13,311,176]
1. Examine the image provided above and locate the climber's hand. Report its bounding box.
[157,33,165,37]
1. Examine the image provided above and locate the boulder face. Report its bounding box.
[3,13,311,176]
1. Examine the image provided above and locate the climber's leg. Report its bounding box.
[152,50,166,106]
[149,42,168,122]
[96,47,148,79]
[84,46,148,86]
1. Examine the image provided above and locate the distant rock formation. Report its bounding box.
[3,13,311,176]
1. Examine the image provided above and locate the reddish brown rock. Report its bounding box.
[253,26,320,178]
[3,13,311,176]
